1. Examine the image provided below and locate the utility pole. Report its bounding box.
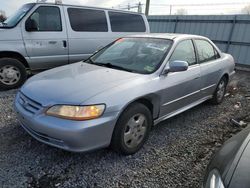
[138,2,142,13]
[145,0,150,15]
[170,5,172,15]
[127,3,130,11]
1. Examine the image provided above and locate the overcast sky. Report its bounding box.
[1,0,250,16]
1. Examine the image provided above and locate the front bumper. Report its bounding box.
[14,92,119,152]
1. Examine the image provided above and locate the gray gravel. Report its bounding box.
[0,71,249,188]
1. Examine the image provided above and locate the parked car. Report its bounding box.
[203,126,250,188]
[14,34,235,155]
[0,2,149,90]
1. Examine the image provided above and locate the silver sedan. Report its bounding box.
[14,34,235,155]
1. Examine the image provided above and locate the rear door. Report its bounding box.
[22,5,69,70]
[160,39,202,117]
[194,39,222,97]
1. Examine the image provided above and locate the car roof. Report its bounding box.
[128,33,207,40]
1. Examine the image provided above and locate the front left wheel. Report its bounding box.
[111,103,152,155]
[0,58,27,90]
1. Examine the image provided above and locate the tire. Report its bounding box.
[0,58,27,90]
[111,102,152,155]
[210,76,228,105]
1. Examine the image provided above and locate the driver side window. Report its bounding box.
[169,40,197,66]
[27,6,62,32]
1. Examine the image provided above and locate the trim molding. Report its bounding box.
[162,84,216,107]
[201,84,216,91]
[155,95,212,125]
[162,90,200,106]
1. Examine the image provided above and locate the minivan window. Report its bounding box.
[27,6,62,31]
[170,40,197,66]
[1,3,35,28]
[68,8,108,32]
[195,39,219,63]
[109,12,146,32]
[88,38,172,74]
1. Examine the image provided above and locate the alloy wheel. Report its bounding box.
[217,80,225,102]
[123,113,147,149]
[0,65,21,85]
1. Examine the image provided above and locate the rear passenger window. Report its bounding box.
[109,11,146,32]
[68,8,108,32]
[28,6,62,31]
[195,40,219,63]
[169,40,197,66]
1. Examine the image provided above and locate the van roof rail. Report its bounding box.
[34,1,145,15]
[36,0,62,4]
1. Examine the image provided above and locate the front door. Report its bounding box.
[22,5,69,70]
[159,39,202,118]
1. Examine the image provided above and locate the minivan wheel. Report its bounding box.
[0,58,27,90]
[111,103,152,155]
[210,77,227,105]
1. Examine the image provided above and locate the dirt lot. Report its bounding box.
[0,71,249,188]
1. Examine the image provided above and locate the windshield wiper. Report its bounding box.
[84,58,135,73]
[94,62,135,73]
[83,58,92,64]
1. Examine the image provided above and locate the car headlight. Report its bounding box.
[205,169,225,188]
[46,104,105,121]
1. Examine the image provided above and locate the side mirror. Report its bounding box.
[168,60,188,73]
[25,19,38,32]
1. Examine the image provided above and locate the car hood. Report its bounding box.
[204,126,250,187]
[21,62,141,106]
[229,137,250,188]
[0,27,22,41]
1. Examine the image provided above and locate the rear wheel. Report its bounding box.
[210,77,227,104]
[111,103,152,155]
[0,58,27,90]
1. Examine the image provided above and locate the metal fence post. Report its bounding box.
[174,16,178,33]
[226,15,237,53]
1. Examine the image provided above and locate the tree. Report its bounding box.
[176,8,188,15]
[0,10,6,22]
[0,15,6,22]
[241,4,250,14]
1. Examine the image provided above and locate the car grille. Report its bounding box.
[18,92,43,114]
[20,122,64,147]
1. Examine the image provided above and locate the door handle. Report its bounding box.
[48,41,57,44]
[63,40,67,48]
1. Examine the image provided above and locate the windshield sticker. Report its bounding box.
[144,66,155,72]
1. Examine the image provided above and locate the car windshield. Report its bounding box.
[1,3,35,28]
[88,38,172,74]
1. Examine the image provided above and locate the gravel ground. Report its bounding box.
[0,71,249,188]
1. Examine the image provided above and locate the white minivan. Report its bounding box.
[0,2,150,90]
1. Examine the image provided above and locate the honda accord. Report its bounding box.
[14,34,235,155]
